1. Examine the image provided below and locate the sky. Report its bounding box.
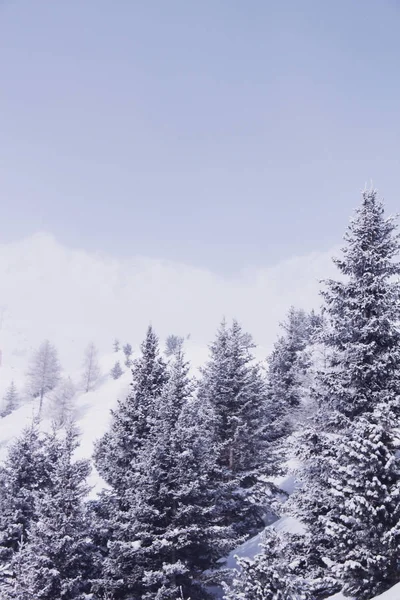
[1,0,400,273]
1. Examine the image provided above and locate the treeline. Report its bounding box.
[1,189,400,600]
[1,312,308,599]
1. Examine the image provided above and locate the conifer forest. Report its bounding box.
[2,189,400,600]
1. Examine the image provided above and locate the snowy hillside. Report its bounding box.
[0,339,222,495]
[0,348,132,496]
[3,196,400,599]
[0,312,210,482]
[369,584,400,600]
[2,332,400,600]
[328,583,400,600]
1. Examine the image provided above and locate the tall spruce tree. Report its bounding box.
[323,410,400,600]
[0,381,19,418]
[0,426,56,590]
[292,189,400,598]
[164,334,184,357]
[27,340,61,418]
[110,361,123,380]
[319,189,400,418]
[267,306,311,411]
[198,319,273,537]
[97,350,233,600]
[82,342,101,393]
[92,326,169,599]
[94,325,168,491]
[11,427,95,600]
[123,343,133,368]
[289,422,342,598]
[48,377,76,427]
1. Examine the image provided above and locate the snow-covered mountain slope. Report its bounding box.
[0,349,133,496]
[0,338,221,495]
[2,321,400,600]
[3,363,400,600]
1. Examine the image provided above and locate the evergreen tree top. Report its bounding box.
[336,192,398,281]
[318,189,400,417]
[131,325,168,397]
[337,189,400,278]
[94,326,169,491]
[0,381,19,418]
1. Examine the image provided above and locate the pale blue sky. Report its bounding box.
[1,0,400,272]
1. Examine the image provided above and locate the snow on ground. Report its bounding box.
[71,367,132,495]
[370,583,400,599]
[0,401,38,456]
[225,515,306,570]
[224,437,307,569]
[0,339,214,497]
[3,322,400,600]
[326,579,400,599]
[273,514,306,535]
[225,531,263,570]
[0,348,133,496]
[272,456,302,495]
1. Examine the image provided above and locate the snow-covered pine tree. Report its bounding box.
[198,319,273,537]
[48,377,76,427]
[97,350,234,600]
[0,381,19,418]
[307,309,324,339]
[110,361,123,380]
[27,340,61,418]
[113,338,120,353]
[227,320,271,477]
[288,422,342,598]
[82,342,101,393]
[323,409,400,600]
[223,529,311,600]
[0,426,55,588]
[92,327,169,598]
[94,325,168,491]
[292,189,400,597]
[319,188,400,418]
[11,426,95,600]
[164,334,184,357]
[123,343,133,368]
[166,391,236,596]
[267,306,311,412]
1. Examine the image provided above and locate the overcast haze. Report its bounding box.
[0,233,338,371]
[0,1,398,360]
[1,1,400,273]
